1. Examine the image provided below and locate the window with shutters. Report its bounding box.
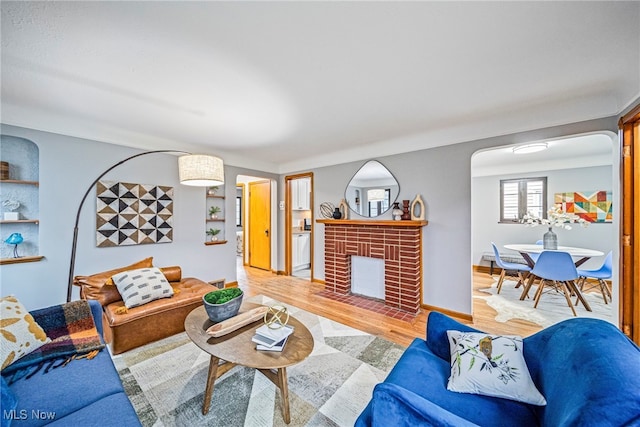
[500,177,547,223]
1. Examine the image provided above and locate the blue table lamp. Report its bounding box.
[5,232,24,258]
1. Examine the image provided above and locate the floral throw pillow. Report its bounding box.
[1,295,50,370]
[446,330,546,406]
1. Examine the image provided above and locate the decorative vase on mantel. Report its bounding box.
[543,227,558,250]
[401,200,411,220]
[332,207,342,219]
[392,202,403,221]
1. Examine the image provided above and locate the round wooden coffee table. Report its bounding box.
[184,302,314,424]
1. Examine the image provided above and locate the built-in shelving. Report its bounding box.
[205,188,226,244]
[0,179,39,186]
[0,255,44,265]
[0,138,41,261]
[204,240,228,246]
[0,219,39,224]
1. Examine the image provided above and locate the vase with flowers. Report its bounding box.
[522,206,589,249]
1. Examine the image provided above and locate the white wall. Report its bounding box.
[472,165,614,270]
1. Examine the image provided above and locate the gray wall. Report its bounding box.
[280,117,619,316]
[0,124,273,310]
[472,165,614,269]
[2,116,619,316]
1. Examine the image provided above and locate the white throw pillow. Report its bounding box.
[1,295,50,370]
[446,330,546,406]
[112,267,174,308]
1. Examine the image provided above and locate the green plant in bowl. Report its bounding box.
[202,288,244,323]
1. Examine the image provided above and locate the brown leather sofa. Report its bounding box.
[73,257,212,354]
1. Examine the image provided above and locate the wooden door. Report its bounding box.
[620,103,640,344]
[249,180,271,271]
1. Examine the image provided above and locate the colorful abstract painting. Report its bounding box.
[555,191,612,223]
[96,181,174,247]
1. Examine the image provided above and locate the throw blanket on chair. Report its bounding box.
[3,300,105,381]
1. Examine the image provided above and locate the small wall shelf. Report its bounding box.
[204,240,228,246]
[0,180,39,186]
[207,195,225,199]
[0,219,39,224]
[206,218,225,222]
[0,255,45,265]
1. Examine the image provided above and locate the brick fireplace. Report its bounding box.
[317,219,428,314]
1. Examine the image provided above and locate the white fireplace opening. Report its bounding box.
[351,256,385,300]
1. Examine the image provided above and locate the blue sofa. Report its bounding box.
[356,312,640,427]
[1,300,140,427]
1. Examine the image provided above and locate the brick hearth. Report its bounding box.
[317,219,428,314]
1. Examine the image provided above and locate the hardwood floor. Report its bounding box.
[237,259,542,347]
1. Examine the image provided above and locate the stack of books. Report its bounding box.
[252,323,294,352]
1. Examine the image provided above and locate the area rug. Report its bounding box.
[111,295,405,427]
[475,279,614,328]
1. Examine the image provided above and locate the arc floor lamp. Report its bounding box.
[66,150,224,302]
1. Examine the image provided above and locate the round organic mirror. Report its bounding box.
[345,160,400,217]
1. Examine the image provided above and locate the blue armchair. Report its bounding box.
[356,312,640,427]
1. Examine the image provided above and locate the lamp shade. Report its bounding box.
[178,154,224,186]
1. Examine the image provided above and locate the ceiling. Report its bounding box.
[472,133,615,177]
[1,2,639,174]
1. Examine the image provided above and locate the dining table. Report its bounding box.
[504,244,604,268]
[503,244,604,312]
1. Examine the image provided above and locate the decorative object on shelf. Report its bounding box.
[5,232,23,258]
[339,199,349,219]
[2,198,21,220]
[522,205,589,249]
[208,206,221,219]
[202,288,243,323]
[401,200,411,220]
[0,161,9,180]
[96,180,174,247]
[206,228,221,241]
[67,150,225,302]
[207,186,219,196]
[411,194,426,220]
[319,202,335,219]
[263,305,290,330]
[392,202,403,221]
[332,207,342,219]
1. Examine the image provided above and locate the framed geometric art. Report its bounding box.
[96,181,174,247]
[554,190,612,223]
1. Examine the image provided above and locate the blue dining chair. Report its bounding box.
[576,251,612,304]
[491,243,531,294]
[531,251,580,316]
[528,240,543,263]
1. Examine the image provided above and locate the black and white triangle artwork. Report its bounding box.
[96,180,174,247]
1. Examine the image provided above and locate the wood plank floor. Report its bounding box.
[237,260,542,347]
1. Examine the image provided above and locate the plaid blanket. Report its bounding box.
[3,300,105,380]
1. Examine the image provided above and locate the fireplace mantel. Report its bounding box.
[317,219,428,227]
[317,218,427,315]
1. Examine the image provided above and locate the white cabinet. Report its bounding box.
[291,178,310,210]
[292,233,311,271]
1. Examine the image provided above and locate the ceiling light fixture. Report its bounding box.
[512,143,548,154]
